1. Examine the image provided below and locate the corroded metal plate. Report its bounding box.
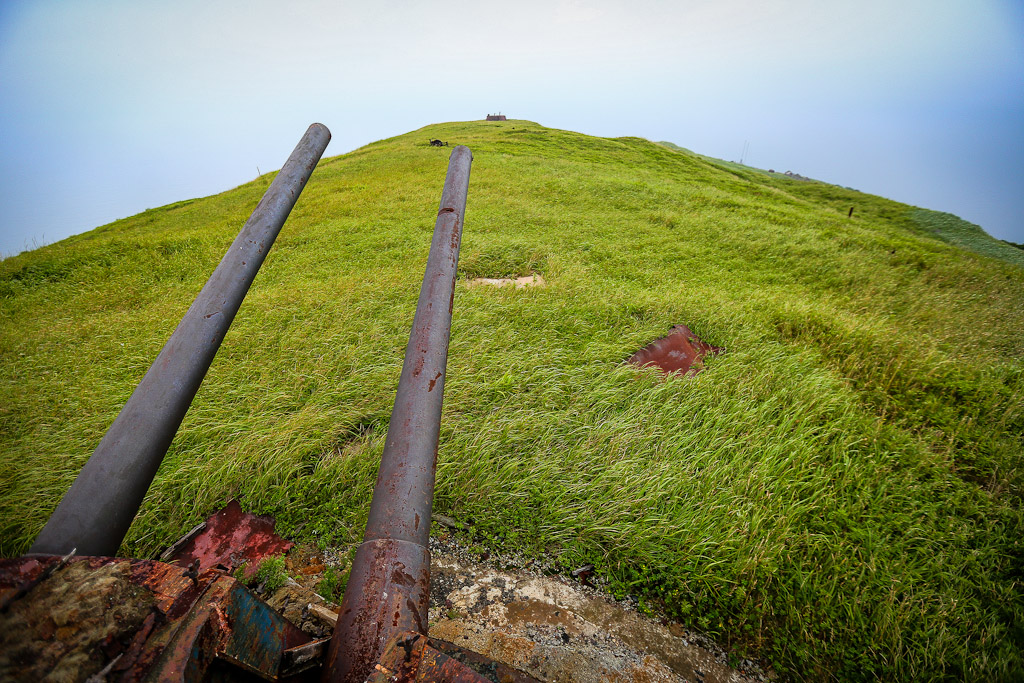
[627,324,723,376]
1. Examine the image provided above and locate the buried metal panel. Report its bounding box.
[30,123,332,558]
[626,323,723,377]
[321,145,472,683]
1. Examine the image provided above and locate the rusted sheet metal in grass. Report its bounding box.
[160,499,294,578]
[31,123,332,558]
[322,146,472,682]
[627,324,723,376]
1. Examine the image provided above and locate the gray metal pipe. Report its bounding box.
[321,145,472,683]
[30,123,332,557]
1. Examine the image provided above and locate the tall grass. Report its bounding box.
[1,120,1021,680]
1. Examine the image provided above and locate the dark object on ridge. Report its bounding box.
[486,114,507,121]
[627,324,724,377]
[429,139,448,147]
[848,207,855,218]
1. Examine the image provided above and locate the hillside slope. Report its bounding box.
[2,120,1022,680]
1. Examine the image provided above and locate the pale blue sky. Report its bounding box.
[2,0,1022,257]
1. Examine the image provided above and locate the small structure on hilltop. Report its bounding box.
[485,113,507,121]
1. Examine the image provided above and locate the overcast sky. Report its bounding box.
[2,0,1022,257]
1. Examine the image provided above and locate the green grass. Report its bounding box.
[909,209,1024,269]
[2,120,1022,680]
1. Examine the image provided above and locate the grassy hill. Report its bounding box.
[1,120,1022,680]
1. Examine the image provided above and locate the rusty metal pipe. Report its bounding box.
[321,145,472,683]
[30,123,332,557]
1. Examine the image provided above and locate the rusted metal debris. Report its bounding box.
[627,324,723,376]
[0,555,523,682]
[2,507,534,681]
[570,563,596,588]
[428,639,541,683]
[363,632,500,682]
[0,555,322,681]
[159,499,294,578]
[2,502,320,681]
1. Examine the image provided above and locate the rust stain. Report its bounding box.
[407,597,426,636]
[129,558,214,619]
[627,324,723,377]
[391,566,416,587]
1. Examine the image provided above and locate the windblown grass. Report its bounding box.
[1,120,1022,680]
[909,208,1024,269]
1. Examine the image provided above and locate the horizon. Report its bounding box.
[2,0,1022,257]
